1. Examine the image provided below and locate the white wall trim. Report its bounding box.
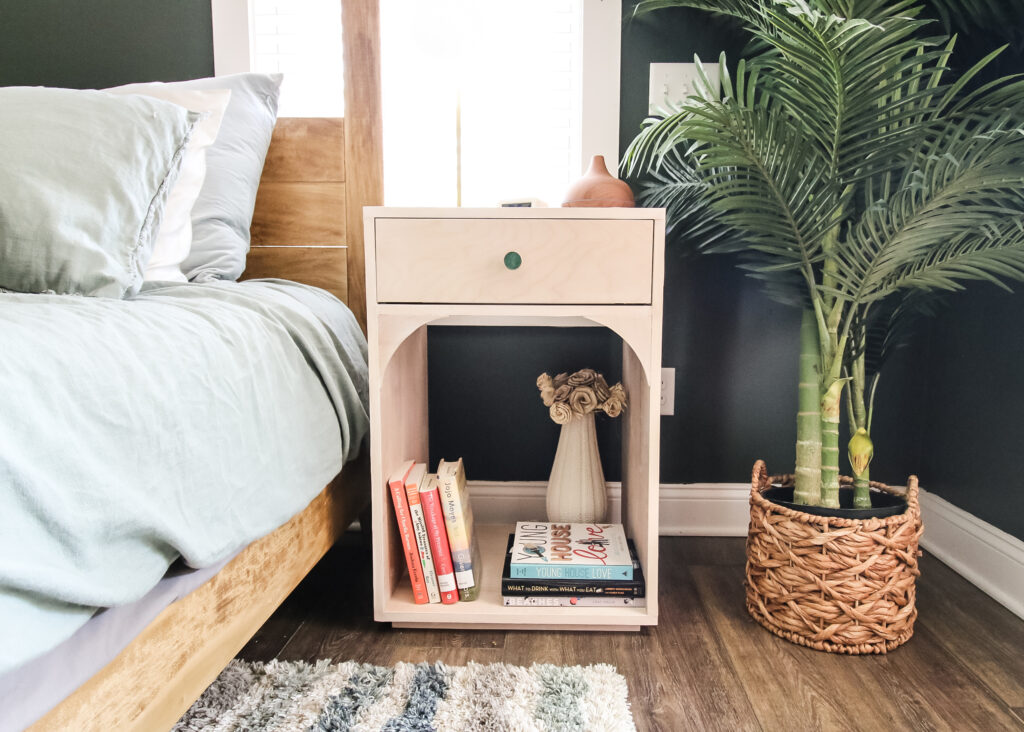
[917,490,1024,620]
[580,0,623,173]
[467,481,1024,620]
[211,0,252,76]
[468,481,750,535]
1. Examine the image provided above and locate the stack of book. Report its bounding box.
[388,458,481,604]
[501,522,646,607]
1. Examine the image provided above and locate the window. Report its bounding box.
[380,0,621,207]
[212,0,622,205]
[211,0,345,117]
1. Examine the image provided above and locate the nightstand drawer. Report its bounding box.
[373,217,654,304]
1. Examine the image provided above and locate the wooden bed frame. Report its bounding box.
[29,1,381,729]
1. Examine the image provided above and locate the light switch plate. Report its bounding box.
[648,62,721,114]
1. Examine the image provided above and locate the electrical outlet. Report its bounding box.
[660,367,675,416]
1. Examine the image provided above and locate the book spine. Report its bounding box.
[388,478,429,604]
[438,467,478,600]
[501,580,644,597]
[508,564,634,580]
[405,490,441,604]
[419,486,459,604]
[502,595,646,607]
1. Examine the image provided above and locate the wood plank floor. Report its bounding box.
[238,535,1024,731]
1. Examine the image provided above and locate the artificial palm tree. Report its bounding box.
[624,0,1024,509]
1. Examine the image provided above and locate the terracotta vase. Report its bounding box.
[546,411,608,523]
[562,155,635,208]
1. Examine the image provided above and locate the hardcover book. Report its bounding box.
[387,460,429,604]
[437,457,480,601]
[509,522,633,580]
[403,462,440,604]
[418,473,459,604]
[502,535,645,597]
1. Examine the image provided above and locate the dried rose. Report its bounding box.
[553,372,570,389]
[540,386,556,407]
[608,383,627,405]
[569,386,598,415]
[552,384,571,403]
[593,374,611,401]
[568,368,597,387]
[536,372,553,391]
[549,401,574,424]
[602,398,625,418]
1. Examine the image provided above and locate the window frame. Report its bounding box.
[211,0,621,169]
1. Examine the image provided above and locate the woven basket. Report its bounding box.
[745,460,923,654]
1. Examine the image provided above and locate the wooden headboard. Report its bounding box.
[241,0,382,333]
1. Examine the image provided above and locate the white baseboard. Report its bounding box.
[467,481,1024,620]
[468,481,750,536]
[917,490,1024,620]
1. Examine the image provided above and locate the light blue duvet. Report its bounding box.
[0,280,369,673]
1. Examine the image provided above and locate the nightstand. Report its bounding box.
[365,207,665,631]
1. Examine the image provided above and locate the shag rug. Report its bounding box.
[174,659,635,731]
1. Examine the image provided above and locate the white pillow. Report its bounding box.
[105,85,232,283]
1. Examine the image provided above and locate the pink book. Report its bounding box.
[419,474,459,604]
[388,460,429,604]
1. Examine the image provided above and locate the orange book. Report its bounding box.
[388,460,429,604]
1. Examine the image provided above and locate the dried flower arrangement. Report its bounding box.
[536,369,627,424]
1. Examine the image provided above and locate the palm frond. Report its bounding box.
[883,220,1024,295]
[830,112,1024,303]
[846,291,942,376]
[633,147,731,250]
[629,56,844,269]
[748,2,949,185]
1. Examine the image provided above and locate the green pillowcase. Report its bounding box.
[0,87,197,297]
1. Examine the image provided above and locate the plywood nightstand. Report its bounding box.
[365,207,665,631]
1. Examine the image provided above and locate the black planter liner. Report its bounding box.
[762,485,908,519]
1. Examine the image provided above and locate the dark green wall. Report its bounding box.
[1,1,1020,538]
[912,291,1024,538]
[0,1,213,89]
[428,327,625,481]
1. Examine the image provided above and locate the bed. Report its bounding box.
[0,1,382,730]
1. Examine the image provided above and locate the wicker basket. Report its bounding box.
[745,460,923,654]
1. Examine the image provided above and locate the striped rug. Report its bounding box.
[174,659,635,731]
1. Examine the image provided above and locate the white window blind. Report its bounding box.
[250,0,345,117]
[381,0,584,207]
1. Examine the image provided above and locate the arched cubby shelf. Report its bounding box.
[364,207,665,631]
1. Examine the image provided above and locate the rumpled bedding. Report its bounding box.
[0,279,369,673]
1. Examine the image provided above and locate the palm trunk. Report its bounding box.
[853,468,871,507]
[794,308,822,505]
[817,201,847,510]
[820,379,844,509]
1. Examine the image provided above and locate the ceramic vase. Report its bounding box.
[561,155,635,208]
[546,411,608,522]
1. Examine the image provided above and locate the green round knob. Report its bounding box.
[503,251,522,270]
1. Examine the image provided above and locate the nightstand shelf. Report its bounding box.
[365,207,665,631]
